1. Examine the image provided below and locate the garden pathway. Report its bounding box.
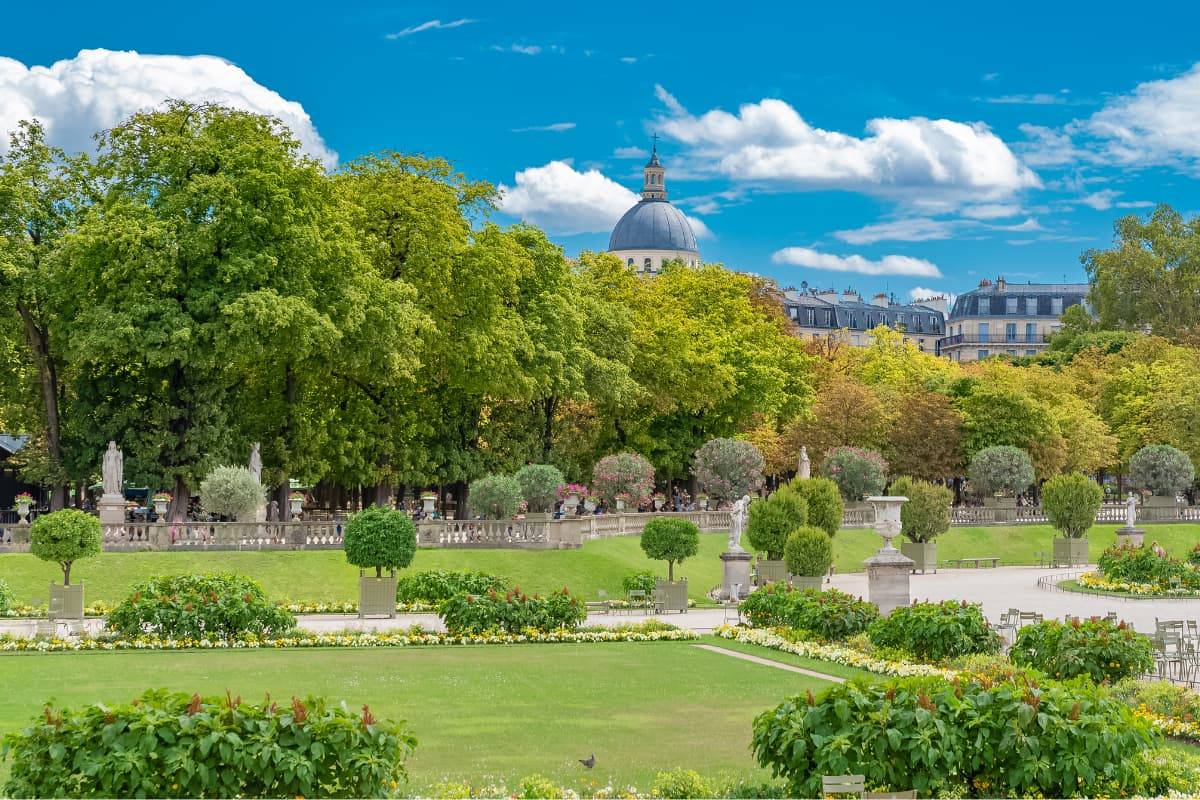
[692,643,846,681]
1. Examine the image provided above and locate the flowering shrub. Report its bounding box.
[1129,443,1195,496]
[0,689,415,799]
[106,574,296,640]
[592,452,655,508]
[867,601,1002,662]
[14,491,33,504]
[1010,617,1154,683]
[649,769,715,799]
[1097,542,1200,591]
[738,585,877,641]
[151,491,172,503]
[690,438,765,503]
[966,445,1034,497]
[514,464,565,513]
[467,474,524,519]
[438,587,587,634]
[820,446,887,500]
[751,672,1156,799]
[556,483,590,501]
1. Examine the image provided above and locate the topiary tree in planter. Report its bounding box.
[29,509,101,619]
[592,451,654,511]
[343,506,417,618]
[690,438,765,503]
[1129,444,1194,504]
[784,526,833,590]
[1043,472,1103,567]
[468,474,523,519]
[821,447,887,502]
[788,477,844,537]
[199,465,264,521]
[513,464,565,516]
[967,446,1034,504]
[746,487,808,582]
[890,476,952,573]
[640,517,699,585]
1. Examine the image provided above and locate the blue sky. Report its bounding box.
[4,0,1200,300]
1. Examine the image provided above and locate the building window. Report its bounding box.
[627,258,634,267]
[1051,296,1063,315]
[788,307,798,319]
[805,308,815,326]
[643,257,652,272]
[978,322,990,341]
[1006,297,1018,314]
[1025,349,1037,356]
[1026,322,1037,341]
[979,297,990,315]
[1026,297,1037,315]
[1006,322,1017,342]
[977,349,989,360]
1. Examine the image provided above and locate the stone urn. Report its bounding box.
[615,498,626,512]
[653,496,664,511]
[698,496,709,510]
[420,494,436,514]
[152,496,169,519]
[563,493,581,513]
[289,495,304,518]
[16,498,31,524]
[584,499,596,513]
[863,495,914,616]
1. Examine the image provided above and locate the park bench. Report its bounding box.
[585,589,610,615]
[946,556,1000,568]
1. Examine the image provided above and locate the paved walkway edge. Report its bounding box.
[693,643,845,683]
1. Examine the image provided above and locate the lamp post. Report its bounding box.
[862,495,914,616]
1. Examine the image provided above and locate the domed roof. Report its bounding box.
[608,199,699,253]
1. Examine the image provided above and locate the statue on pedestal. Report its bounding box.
[249,442,262,484]
[102,441,123,497]
[729,494,750,552]
[798,446,811,480]
[1126,492,1138,528]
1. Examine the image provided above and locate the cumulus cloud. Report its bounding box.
[385,18,474,39]
[834,218,956,245]
[1078,189,1154,211]
[613,145,648,159]
[0,49,335,166]
[512,122,576,133]
[653,85,1040,204]
[1083,63,1200,165]
[771,247,942,277]
[499,160,710,238]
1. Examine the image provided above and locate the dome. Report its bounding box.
[608,199,699,253]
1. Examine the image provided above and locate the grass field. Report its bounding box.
[0,640,837,792]
[2,523,1197,607]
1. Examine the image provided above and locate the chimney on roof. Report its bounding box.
[870,292,889,308]
[979,278,992,288]
[816,288,839,303]
[842,289,860,302]
[996,276,1007,292]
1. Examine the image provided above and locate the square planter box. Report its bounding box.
[789,575,824,591]
[982,496,1017,523]
[50,582,85,620]
[654,579,688,613]
[1052,537,1089,568]
[358,574,398,619]
[757,559,788,585]
[900,541,937,574]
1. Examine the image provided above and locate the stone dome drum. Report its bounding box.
[608,199,699,254]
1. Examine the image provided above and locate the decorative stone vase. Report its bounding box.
[153,499,168,518]
[16,500,31,523]
[420,495,436,514]
[289,497,303,518]
[698,497,709,510]
[654,579,688,613]
[358,572,398,619]
[615,498,626,512]
[789,575,824,591]
[863,495,915,616]
[563,494,580,511]
[1052,537,1089,567]
[757,559,788,584]
[51,582,85,620]
[584,499,596,513]
[900,541,938,574]
[653,497,664,510]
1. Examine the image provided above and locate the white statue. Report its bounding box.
[798,446,811,479]
[1126,492,1138,528]
[729,494,751,552]
[101,441,123,496]
[249,442,262,484]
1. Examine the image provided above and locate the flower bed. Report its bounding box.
[1075,572,1200,598]
[0,625,699,653]
[715,625,951,678]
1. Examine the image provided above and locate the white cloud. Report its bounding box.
[960,203,1022,220]
[499,160,711,239]
[1017,123,1086,167]
[653,86,1040,204]
[834,218,955,245]
[0,49,335,166]
[1080,189,1120,210]
[771,247,942,277]
[1083,63,1200,165]
[512,122,576,133]
[385,18,474,39]
[493,44,542,55]
[620,56,638,64]
[613,145,648,159]
[982,92,1069,105]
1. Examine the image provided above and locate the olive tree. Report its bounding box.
[1129,444,1195,497]
[29,509,101,585]
[821,447,887,501]
[343,506,417,577]
[468,474,524,519]
[513,464,565,513]
[967,446,1035,498]
[199,466,263,521]
[640,517,699,582]
[1042,473,1103,539]
[691,438,765,503]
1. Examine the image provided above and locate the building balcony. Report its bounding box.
[938,333,1052,347]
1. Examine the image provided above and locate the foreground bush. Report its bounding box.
[1010,617,1154,683]
[752,674,1156,798]
[1112,677,1200,723]
[739,585,877,641]
[0,689,415,798]
[438,587,586,634]
[106,574,295,639]
[395,569,508,603]
[867,601,1002,662]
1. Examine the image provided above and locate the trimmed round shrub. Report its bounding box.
[867,600,1002,662]
[438,587,586,634]
[821,446,887,500]
[513,464,564,513]
[787,477,843,537]
[199,465,263,521]
[106,574,296,639]
[1010,617,1154,683]
[592,451,655,508]
[889,476,951,543]
[394,570,508,604]
[0,577,14,613]
[29,508,101,585]
[967,445,1034,497]
[783,526,832,578]
[739,584,877,640]
[343,505,417,577]
[752,674,1155,799]
[1130,444,1195,496]
[640,517,699,582]
[1,689,415,799]
[468,473,523,519]
[746,487,808,560]
[690,437,765,503]
[1042,472,1103,539]
[621,569,658,595]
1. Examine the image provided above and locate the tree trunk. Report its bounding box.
[17,303,67,510]
[73,481,84,509]
[62,561,71,586]
[540,396,557,462]
[668,560,674,582]
[169,475,189,522]
[448,480,468,519]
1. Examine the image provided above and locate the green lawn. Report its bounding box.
[3,523,1196,607]
[0,641,833,792]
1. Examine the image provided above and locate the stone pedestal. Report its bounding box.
[864,550,915,616]
[1115,527,1144,548]
[720,550,752,600]
[97,493,126,525]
